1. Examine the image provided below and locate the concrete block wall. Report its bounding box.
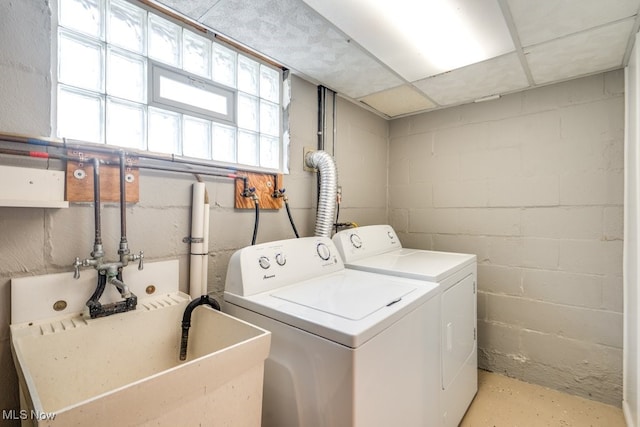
[388,71,625,405]
[0,99,318,425]
[0,0,628,417]
[334,98,390,225]
[0,0,51,135]
[0,2,389,421]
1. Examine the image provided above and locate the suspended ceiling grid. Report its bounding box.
[154,0,640,118]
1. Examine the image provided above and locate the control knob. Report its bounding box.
[258,256,270,269]
[350,233,362,249]
[317,243,331,260]
[275,252,286,266]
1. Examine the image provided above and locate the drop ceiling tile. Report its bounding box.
[153,0,639,117]
[413,53,529,106]
[524,18,635,85]
[198,0,403,98]
[507,0,640,47]
[359,85,437,117]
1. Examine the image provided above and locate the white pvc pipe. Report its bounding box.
[201,200,210,295]
[189,182,205,299]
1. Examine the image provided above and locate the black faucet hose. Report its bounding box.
[179,295,221,361]
[251,198,259,245]
[87,272,107,308]
[179,326,190,361]
[285,199,299,238]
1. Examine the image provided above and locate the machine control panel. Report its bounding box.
[332,225,402,263]
[258,253,287,269]
[225,237,345,296]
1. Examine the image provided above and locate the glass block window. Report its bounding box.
[56,0,286,171]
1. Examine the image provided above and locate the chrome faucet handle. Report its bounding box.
[137,250,144,270]
[73,257,82,279]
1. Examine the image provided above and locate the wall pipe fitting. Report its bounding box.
[91,157,104,259]
[0,132,245,176]
[317,86,326,151]
[332,88,337,156]
[118,150,130,260]
[0,134,247,180]
[116,150,143,270]
[305,150,338,238]
[78,155,140,318]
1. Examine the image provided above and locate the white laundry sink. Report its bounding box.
[10,261,270,426]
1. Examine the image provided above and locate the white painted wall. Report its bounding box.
[389,72,625,405]
[624,32,640,427]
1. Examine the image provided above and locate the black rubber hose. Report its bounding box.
[181,295,221,327]
[180,295,221,361]
[285,199,300,238]
[251,198,260,245]
[87,273,107,307]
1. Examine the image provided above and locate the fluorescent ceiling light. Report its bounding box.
[367,0,486,72]
[302,0,514,81]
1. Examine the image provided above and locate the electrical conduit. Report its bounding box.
[305,150,338,238]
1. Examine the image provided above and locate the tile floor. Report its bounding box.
[459,370,626,427]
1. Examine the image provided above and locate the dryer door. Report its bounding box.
[441,273,476,389]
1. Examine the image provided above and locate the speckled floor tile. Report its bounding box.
[459,370,625,427]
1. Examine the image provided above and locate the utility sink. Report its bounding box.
[10,260,271,426]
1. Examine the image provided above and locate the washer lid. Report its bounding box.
[272,274,416,320]
[348,249,476,282]
[225,269,439,348]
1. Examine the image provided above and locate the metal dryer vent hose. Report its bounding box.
[305,150,338,238]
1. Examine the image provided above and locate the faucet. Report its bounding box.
[73,154,144,319]
[179,295,221,361]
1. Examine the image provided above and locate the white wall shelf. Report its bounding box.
[0,165,68,208]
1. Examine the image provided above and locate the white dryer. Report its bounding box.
[333,225,477,427]
[224,236,441,427]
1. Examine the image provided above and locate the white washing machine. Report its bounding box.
[224,236,441,427]
[333,225,477,427]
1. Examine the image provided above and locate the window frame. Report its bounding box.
[53,0,288,173]
[149,61,236,125]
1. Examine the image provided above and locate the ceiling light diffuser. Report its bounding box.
[302,0,515,81]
